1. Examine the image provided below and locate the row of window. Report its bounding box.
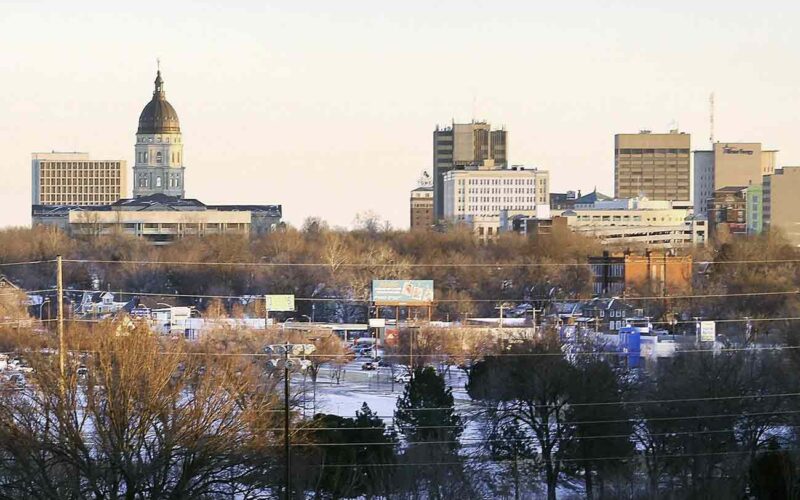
[136,151,181,165]
[137,173,181,189]
[617,149,690,154]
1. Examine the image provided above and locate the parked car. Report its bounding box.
[394,373,411,383]
[361,362,377,371]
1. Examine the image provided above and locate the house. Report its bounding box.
[580,298,637,333]
[76,291,130,318]
[0,276,19,290]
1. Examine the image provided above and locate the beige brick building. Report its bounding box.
[31,152,127,206]
[410,186,434,230]
[615,130,691,202]
[763,167,800,246]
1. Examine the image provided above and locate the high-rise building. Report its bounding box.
[433,121,507,220]
[31,152,127,206]
[693,142,778,217]
[763,167,800,246]
[614,130,691,202]
[133,70,185,198]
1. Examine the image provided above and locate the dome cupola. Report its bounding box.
[137,70,180,134]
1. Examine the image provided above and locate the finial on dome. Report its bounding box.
[154,60,164,97]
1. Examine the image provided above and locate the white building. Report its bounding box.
[443,162,549,240]
[556,197,706,248]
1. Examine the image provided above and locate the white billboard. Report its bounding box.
[699,321,716,343]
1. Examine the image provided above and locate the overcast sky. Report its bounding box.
[1,1,798,229]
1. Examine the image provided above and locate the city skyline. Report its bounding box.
[2,1,798,229]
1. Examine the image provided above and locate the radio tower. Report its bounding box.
[709,92,715,146]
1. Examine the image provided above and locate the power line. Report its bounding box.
[0,259,55,268]
[61,257,800,268]
[304,448,800,469]
[258,409,800,432]
[57,287,800,304]
[283,424,799,448]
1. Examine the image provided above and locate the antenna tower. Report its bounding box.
[709,92,715,146]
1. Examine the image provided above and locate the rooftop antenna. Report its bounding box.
[471,93,477,123]
[709,92,715,146]
[157,57,161,72]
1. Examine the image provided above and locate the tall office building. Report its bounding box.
[693,143,778,216]
[133,70,185,198]
[763,167,800,246]
[433,121,507,220]
[614,130,691,202]
[31,152,127,206]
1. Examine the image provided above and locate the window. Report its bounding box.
[156,176,162,187]
[156,152,163,164]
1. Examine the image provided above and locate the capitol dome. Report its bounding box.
[137,71,180,134]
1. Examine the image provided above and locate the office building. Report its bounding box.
[31,152,127,206]
[693,143,778,216]
[433,121,507,220]
[442,162,548,240]
[614,130,691,202]
[763,167,800,246]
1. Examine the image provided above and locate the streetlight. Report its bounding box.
[38,298,50,321]
[300,314,311,323]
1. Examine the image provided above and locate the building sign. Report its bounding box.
[699,321,716,342]
[265,294,295,312]
[369,318,387,328]
[722,147,754,156]
[372,280,434,304]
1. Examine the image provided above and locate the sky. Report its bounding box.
[1,1,799,229]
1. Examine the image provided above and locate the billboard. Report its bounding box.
[265,294,295,312]
[372,280,434,304]
[369,318,387,328]
[699,321,716,342]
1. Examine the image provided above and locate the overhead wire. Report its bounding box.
[61,257,800,268]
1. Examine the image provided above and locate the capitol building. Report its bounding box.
[32,70,282,244]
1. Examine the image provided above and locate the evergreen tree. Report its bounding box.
[394,366,469,498]
[301,403,398,498]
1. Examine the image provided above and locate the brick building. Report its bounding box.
[589,250,693,296]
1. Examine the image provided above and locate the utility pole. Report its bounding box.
[262,342,314,500]
[283,341,291,500]
[57,255,65,381]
